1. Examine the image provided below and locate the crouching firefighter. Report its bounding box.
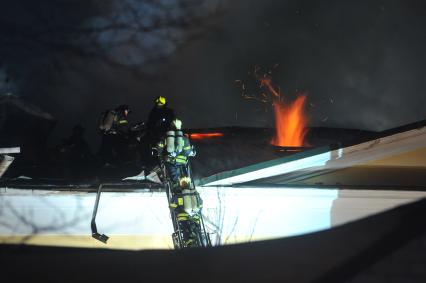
[98,105,131,167]
[157,118,203,247]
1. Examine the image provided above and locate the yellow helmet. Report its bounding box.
[179,177,191,188]
[155,96,166,106]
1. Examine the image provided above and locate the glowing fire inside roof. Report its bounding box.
[189,133,224,140]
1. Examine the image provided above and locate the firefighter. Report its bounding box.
[142,96,175,169]
[157,119,194,186]
[157,118,202,247]
[170,176,203,247]
[146,96,175,140]
[99,105,131,135]
[98,105,131,167]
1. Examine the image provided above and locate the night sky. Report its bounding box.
[1,0,426,145]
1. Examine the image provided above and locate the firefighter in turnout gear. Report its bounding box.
[169,176,203,247]
[98,105,131,167]
[99,105,131,135]
[146,96,175,141]
[157,118,202,247]
[157,119,195,187]
[142,96,175,170]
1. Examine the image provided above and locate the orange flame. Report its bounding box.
[237,66,309,147]
[271,95,308,147]
[189,133,224,140]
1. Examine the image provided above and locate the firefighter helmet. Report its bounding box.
[179,176,191,189]
[155,96,167,106]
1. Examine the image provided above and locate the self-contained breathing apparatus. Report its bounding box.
[160,124,201,211]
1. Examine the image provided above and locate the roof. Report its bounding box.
[199,120,426,188]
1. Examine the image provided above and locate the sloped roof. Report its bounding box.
[199,120,426,188]
[0,94,55,121]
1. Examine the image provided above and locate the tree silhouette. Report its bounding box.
[0,0,224,82]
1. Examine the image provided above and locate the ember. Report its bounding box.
[259,77,280,97]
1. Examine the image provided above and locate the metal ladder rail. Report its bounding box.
[186,162,212,247]
[159,159,185,249]
[90,184,109,243]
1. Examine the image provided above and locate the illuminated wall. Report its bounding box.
[1,187,424,250]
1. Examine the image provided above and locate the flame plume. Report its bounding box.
[236,66,309,147]
[271,96,308,147]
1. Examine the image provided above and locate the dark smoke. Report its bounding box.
[176,0,426,131]
[1,0,426,147]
